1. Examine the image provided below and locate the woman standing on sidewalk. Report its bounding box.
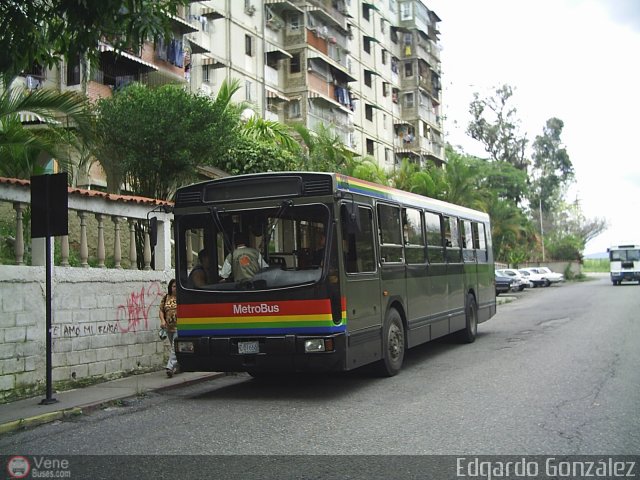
[159,279,179,377]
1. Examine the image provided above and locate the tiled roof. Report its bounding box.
[0,176,173,206]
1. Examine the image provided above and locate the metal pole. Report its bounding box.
[40,236,57,405]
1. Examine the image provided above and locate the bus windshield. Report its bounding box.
[177,203,331,291]
[610,249,640,262]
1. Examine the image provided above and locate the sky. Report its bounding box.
[426,0,640,254]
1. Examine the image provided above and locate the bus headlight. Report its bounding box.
[304,339,325,353]
[177,341,195,353]
[304,338,335,353]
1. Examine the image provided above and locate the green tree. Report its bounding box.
[544,199,607,261]
[94,81,240,198]
[217,135,300,175]
[467,84,529,174]
[487,197,531,263]
[291,122,356,172]
[439,148,488,210]
[530,117,574,214]
[0,0,189,85]
[0,86,93,179]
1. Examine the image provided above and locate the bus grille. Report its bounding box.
[175,191,202,206]
[303,178,332,196]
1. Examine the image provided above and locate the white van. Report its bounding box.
[608,245,640,285]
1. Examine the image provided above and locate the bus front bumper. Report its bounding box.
[611,271,640,282]
[175,333,346,373]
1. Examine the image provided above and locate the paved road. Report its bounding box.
[3,276,639,459]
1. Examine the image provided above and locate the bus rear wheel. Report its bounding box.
[376,308,405,377]
[457,294,478,344]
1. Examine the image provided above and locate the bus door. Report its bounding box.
[402,207,430,346]
[340,203,382,369]
[473,221,493,318]
[444,216,465,330]
[424,211,448,338]
[461,219,478,293]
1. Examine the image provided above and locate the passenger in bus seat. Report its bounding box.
[312,232,326,266]
[220,232,268,282]
[189,249,211,287]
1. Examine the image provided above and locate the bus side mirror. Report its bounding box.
[149,217,158,248]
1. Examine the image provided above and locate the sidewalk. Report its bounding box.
[0,370,223,435]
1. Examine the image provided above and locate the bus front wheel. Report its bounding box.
[457,294,478,344]
[377,308,405,377]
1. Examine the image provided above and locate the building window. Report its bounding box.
[245,80,252,101]
[362,3,370,21]
[400,2,412,20]
[290,52,301,74]
[288,13,301,31]
[202,65,212,83]
[383,114,388,129]
[404,92,415,108]
[404,61,413,77]
[289,100,301,118]
[381,49,387,65]
[364,70,372,87]
[245,35,254,56]
[365,104,373,122]
[366,138,374,155]
[363,36,371,54]
[66,56,81,86]
[382,82,390,97]
[380,18,386,34]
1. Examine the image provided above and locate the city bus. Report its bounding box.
[172,172,496,376]
[608,244,640,285]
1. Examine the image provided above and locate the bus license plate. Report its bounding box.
[238,341,259,354]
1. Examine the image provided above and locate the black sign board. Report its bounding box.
[31,173,69,238]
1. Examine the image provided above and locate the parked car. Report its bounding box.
[518,268,550,287]
[536,266,565,283]
[495,272,516,295]
[496,268,530,291]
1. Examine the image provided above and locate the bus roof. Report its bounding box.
[175,171,490,221]
[335,173,490,221]
[608,245,640,250]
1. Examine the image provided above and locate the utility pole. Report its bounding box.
[539,192,545,262]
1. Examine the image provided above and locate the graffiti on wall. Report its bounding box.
[115,281,165,333]
[52,281,165,337]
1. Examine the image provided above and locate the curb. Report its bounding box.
[0,372,224,435]
[0,407,82,436]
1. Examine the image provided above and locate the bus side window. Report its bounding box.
[403,207,426,264]
[473,222,487,263]
[444,216,461,263]
[377,203,404,263]
[341,205,376,273]
[425,211,444,263]
[462,220,475,262]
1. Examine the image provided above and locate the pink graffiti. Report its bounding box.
[116,281,164,333]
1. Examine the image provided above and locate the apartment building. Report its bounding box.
[187,0,444,170]
[15,0,444,188]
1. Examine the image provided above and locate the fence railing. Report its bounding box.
[0,177,173,272]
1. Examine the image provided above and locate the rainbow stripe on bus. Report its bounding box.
[177,298,347,336]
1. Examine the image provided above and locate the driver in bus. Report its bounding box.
[219,232,268,282]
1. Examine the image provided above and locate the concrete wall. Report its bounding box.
[0,265,173,402]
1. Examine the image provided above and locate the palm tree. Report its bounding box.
[0,83,93,179]
[241,116,300,153]
[291,122,355,172]
[440,150,488,210]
